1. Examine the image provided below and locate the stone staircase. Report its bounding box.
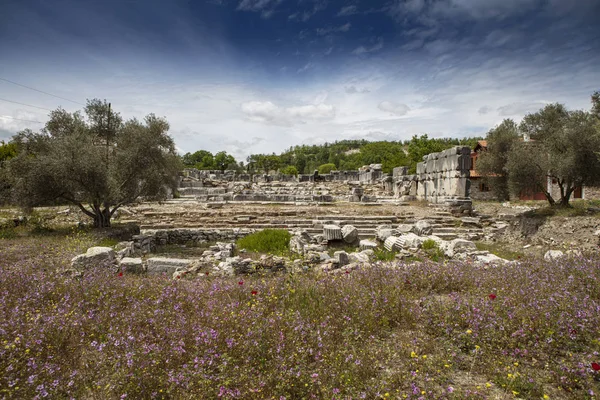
[130,208,483,241]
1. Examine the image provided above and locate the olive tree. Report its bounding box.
[508,103,600,207]
[476,119,521,201]
[6,99,181,227]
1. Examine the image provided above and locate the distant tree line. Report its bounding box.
[180,135,481,175]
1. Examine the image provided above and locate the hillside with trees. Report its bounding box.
[181,135,481,175]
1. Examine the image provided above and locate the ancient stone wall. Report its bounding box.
[392,146,472,212]
[133,228,258,253]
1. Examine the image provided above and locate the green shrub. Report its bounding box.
[373,248,397,261]
[317,163,336,174]
[236,229,292,255]
[421,239,438,250]
[280,166,298,176]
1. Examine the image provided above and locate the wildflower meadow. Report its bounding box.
[1,235,599,399]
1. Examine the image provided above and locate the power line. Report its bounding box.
[0,115,44,124]
[0,97,53,112]
[0,77,85,106]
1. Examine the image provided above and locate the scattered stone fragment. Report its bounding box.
[71,247,116,270]
[341,225,359,244]
[119,257,144,274]
[147,258,193,275]
[323,225,343,241]
[359,239,378,250]
[412,220,433,236]
[334,251,349,267]
[444,239,477,258]
[544,250,564,261]
[376,225,395,242]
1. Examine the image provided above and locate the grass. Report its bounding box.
[475,242,525,260]
[2,231,600,399]
[373,248,398,261]
[236,229,292,256]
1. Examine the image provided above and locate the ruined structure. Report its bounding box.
[393,146,472,214]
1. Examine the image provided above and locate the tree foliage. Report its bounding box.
[477,119,521,201]
[482,101,600,207]
[5,100,181,227]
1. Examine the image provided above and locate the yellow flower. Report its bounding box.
[422,355,427,359]
[466,329,472,334]
[512,390,519,396]
[444,364,450,368]
[421,391,426,395]
[475,345,480,350]
[485,382,492,388]
[410,351,418,358]
[543,395,549,399]
[384,393,390,397]
[514,362,519,367]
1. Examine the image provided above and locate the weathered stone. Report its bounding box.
[119,257,144,274]
[544,250,564,261]
[341,225,359,244]
[71,247,116,270]
[359,239,378,250]
[412,220,433,236]
[384,236,400,251]
[323,225,343,241]
[349,252,370,263]
[473,253,508,265]
[147,258,193,275]
[444,239,477,258]
[396,224,414,234]
[396,233,424,249]
[289,236,307,255]
[334,251,349,267]
[376,225,395,242]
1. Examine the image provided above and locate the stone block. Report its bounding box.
[147,258,193,275]
[341,225,359,244]
[323,225,343,241]
[71,247,116,270]
[359,239,378,250]
[119,257,144,274]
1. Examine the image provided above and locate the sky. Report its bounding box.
[1,0,599,160]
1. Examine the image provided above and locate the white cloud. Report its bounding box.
[378,101,410,116]
[352,39,384,55]
[236,0,279,11]
[241,101,335,126]
[336,5,357,16]
[316,23,351,36]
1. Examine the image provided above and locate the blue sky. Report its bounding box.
[1,0,599,160]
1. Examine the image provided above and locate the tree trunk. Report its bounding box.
[560,187,574,207]
[93,207,111,228]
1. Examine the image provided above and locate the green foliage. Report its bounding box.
[214,151,236,172]
[182,150,214,169]
[317,163,336,174]
[0,141,17,165]
[373,248,397,261]
[511,103,600,206]
[280,165,298,176]
[475,242,524,260]
[4,99,181,228]
[477,119,521,201]
[236,229,292,255]
[421,239,438,250]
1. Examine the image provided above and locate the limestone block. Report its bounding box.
[359,239,378,250]
[147,258,194,275]
[119,257,144,274]
[396,224,414,234]
[473,253,508,265]
[341,225,359,244]
[376,225,395,242]
[412,220,433,236]
[444,239,477,258]
[396,233,423,249]
[323,225,343,241]
[71,247,116,270]
[334,251,349,267]
[289,236,307,255]
[384,236,400,251]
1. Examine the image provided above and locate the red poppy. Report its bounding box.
[251,290,258,295]
[118,272,123,277]
[205,272,209,276]
[238,281,244,285]
[489,294,497,300]
[592,362,600,371]
[405,279,411,285]
[177,275,181,279]
[345,270,350,274]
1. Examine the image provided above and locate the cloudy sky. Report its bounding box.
[1,0,599,160]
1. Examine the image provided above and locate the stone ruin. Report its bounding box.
[393,146,472,214]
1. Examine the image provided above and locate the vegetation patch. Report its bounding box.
[236,229,292,255]
[475,241,525,260]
